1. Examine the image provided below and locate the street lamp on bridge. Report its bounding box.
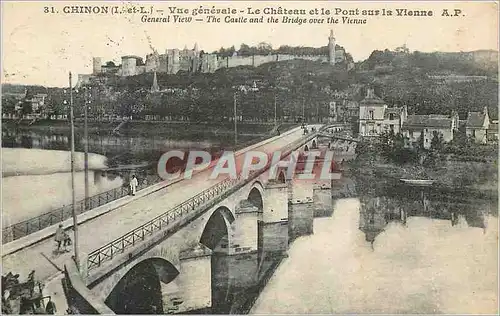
[76,86,92,210]
[63,72,80,268]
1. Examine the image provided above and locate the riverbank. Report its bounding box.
[2,119,296,138]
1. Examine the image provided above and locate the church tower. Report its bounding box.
[328,30,336,65]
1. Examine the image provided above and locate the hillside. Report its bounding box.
[359,49,498,76]
[355,49,499,119]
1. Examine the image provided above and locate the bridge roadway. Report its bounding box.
[2,126,318,286]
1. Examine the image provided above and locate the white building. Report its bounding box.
[358,88,406,137]
[402,112,459,149]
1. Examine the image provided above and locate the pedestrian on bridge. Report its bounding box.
[55,225,65,252]
[129,175,138,196]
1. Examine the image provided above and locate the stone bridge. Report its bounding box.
[77,129,337,313]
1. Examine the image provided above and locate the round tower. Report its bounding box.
[93,57,102,74]
[328,30,336,65]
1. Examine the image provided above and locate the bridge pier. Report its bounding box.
[176,244,212,313]
[288,175,314,243]
[313,182,333,218]
[228,201,259,255]
[260,181,289,254]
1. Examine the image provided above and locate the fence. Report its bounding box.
[2,173,164,244]
[86,131,317,272]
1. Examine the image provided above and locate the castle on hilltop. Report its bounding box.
[84,30,346,82]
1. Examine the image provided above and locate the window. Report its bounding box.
[425,128,428,133]
[389,113,394,120]
[409,131,414,138]
[390,124,394,132]
[369,110,374,120]
[472,129,476,137]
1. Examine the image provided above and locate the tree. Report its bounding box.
[20,100,32,116]
[430,131,444,151]
[238,43,252,56]
[1,96,18,115]
[417,131,425,150]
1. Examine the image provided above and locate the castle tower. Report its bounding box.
[92,57,102,74]
[172,49,180,74]
[328,30,336,65]
[151,71,160,93]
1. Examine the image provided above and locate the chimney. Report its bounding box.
[483,106,488,115]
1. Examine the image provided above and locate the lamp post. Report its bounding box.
[274,91,277,128]
[233,91,238,145]
[65,72,80,268]
[81,86,91,210]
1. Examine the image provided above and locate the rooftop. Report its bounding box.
[360,88,386,105]
[466,112,487,128]
[403,114,453,129]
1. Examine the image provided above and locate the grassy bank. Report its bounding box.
[2,120,295,139]
[2,119,297,137]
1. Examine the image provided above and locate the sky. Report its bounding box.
[2,1,498,87]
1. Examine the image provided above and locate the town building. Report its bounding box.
[401,112,459,149]
[358,88,406,137]
[487,120,498,142]
[466,107,490,143]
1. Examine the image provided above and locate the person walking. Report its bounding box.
[129,175,138,196]
[55,224,65,252]
[45,297,57,314]
[63,230,72,251]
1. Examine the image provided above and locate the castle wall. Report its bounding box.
[121,58,137,77]
[136,65,146,75]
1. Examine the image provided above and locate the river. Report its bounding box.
[251,196,498,314]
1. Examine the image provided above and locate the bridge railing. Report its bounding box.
[2,173,164,244]
[86,173,248,271]
[85,131,318,273]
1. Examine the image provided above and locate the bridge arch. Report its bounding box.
[199,206,235,251]
[248,181,264,209]
[104,257,179,314]
[304,144,309,152]
[312,139,317,149]
[277,170,286,183]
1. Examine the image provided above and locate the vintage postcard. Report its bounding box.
[1,0,498,314]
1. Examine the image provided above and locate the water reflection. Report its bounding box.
[251,197,498,314]
[250,174,498,314]
[356,180,494,248]
[186,222,289,315]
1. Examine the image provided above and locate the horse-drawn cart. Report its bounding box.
[2,271,57,314]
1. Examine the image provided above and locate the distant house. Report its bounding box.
[402,112,459,149]
[358,88,405,137]
[466,107,490,144]
[28,93,48,112]
[487,123,498,142]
